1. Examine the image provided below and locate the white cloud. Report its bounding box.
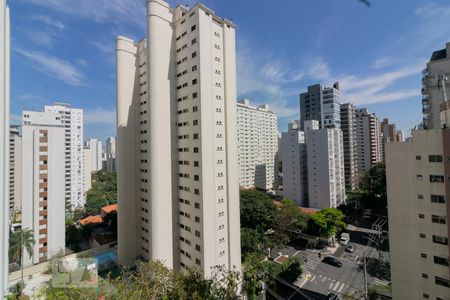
[17,94,45,101]
[90,40,114,54]
[31,14,65,30]
[372,57,395,69]
[28,31,54,47]
[84,107,116,125]
[27,0,146,28]
[15,48,84,86]
[77,59,89,67]
[344,89,421,106]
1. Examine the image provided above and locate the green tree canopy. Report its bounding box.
[85,171,117,215]
[240,190,277,231]
[307,208,346,237]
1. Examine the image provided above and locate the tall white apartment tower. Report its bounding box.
[422,42,450,130]
[44,103,84,209]
[116,0,241,276]
[237,99,278,190]
[22,111,65,266]
[0,0,9,297]
[84,138,102,171]
[306,125,346,209]
[281,120,307,206]
[355,108,383,179]
[105,137,116,172]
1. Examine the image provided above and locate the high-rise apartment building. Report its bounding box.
[422,42,450,130]
[0,0,9,296]
[237,99,278,190]
[355,108,382,179]
[9,125,21,212]
[306,123,346,209]
[116,0,241,276]
[83,148,93,193]
[387,103,450,299]
[281,121,307,206]
[381,118,399,161]
[105,137,116,172]
[44,103,84,209]
[340,103,358,190]
[21,111,65,266]
[299,82,341,130]
[84,138,102,171]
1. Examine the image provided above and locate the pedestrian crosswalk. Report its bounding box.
[305,257,321,271]
[307,275,356,294]
[374,278,390,286]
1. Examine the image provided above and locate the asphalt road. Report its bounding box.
[274,241,390,299]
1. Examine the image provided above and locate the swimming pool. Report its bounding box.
[94,251,117,271]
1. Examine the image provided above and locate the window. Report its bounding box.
[195,244,201,251]
[433,235,448,245]
[417,175,423,180]
[192,65,197,71]
[193,120,198,125]
[435,276,450,287]
[192,79,197,85]
[195,230,200,237]
[194,161,199,167]
[423,293,429,299]
[431,215,446,224]
[196,258,201,266]
[416,155,421,160]
[194,175,199,181]
[191,38,197,45]
[418,194,424,199]
[194,189,199,195]
[195,202,200,209]
[419,214,425,219]
[431,195,445,203]
[192,52,197,58]
[420,233,426,238]
[191,25,196,31]
[193,92,198,99]
[193,106,198,112]
[430,175,444,183]
[433,256,449,266]
[195,216,200,223]
[194,147,199,153]
[428,155,443,162]
[193,134,199,140]
[420,253,427,258]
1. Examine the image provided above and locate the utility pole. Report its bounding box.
[363,252,368,300]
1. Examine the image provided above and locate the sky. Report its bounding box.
[8,0,450,142]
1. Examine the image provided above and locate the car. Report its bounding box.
[326,293,340,299]
[322,256,342,268]
[345,243,355,253]
[339,232,350,246]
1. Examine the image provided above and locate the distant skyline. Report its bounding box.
[9,0,450,141]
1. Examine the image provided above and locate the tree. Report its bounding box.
[103,211,118,237]
[85,171,117,215]
[9,228,35,294]
[307,208,346,238]
[241,228,267,256]
[276,198,309,234]
[240,190,277,231]
[360,163,387,215]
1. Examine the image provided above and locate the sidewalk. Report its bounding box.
[308,243,340,255]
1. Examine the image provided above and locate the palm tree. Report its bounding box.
[9,228,35,293]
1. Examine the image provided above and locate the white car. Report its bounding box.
[339,233,350,246]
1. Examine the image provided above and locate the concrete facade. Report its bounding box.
[306,127,346,209]
[105,137,116,172]
[237,99,278,190]
[281,121,307,206]
[387,128,450,299]
[116,0,241,276]
[422,42,450,130]
[84,138,102,171]
[83,148,93,193]
[300,82,341,130]
[355,108,382,179]
[340,103,358,190]
[21,111,65,266]
[0,0,9,296]
[9,125,21,212]
[44,103,84,209]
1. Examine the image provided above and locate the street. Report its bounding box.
[272,227,390,299]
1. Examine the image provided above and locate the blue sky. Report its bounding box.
[9,0,450,142]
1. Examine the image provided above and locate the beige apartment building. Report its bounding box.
[116,0,241,276]
[387,104,450,299]
[21,111,65,266]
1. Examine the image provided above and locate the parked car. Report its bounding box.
[326,293,340,299]
[322,256,342,268]
[345,243,355,253]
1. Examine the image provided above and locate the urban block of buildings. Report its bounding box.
[116,0,241,276]
[237,99,278,190]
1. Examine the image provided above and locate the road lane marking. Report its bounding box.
[322,276,327,282]
[329,281,334,289]
[332,281,340,291]
[338,282,345,293]
[310,276,316,282]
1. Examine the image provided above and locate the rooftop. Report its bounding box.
[101,204,118,214]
